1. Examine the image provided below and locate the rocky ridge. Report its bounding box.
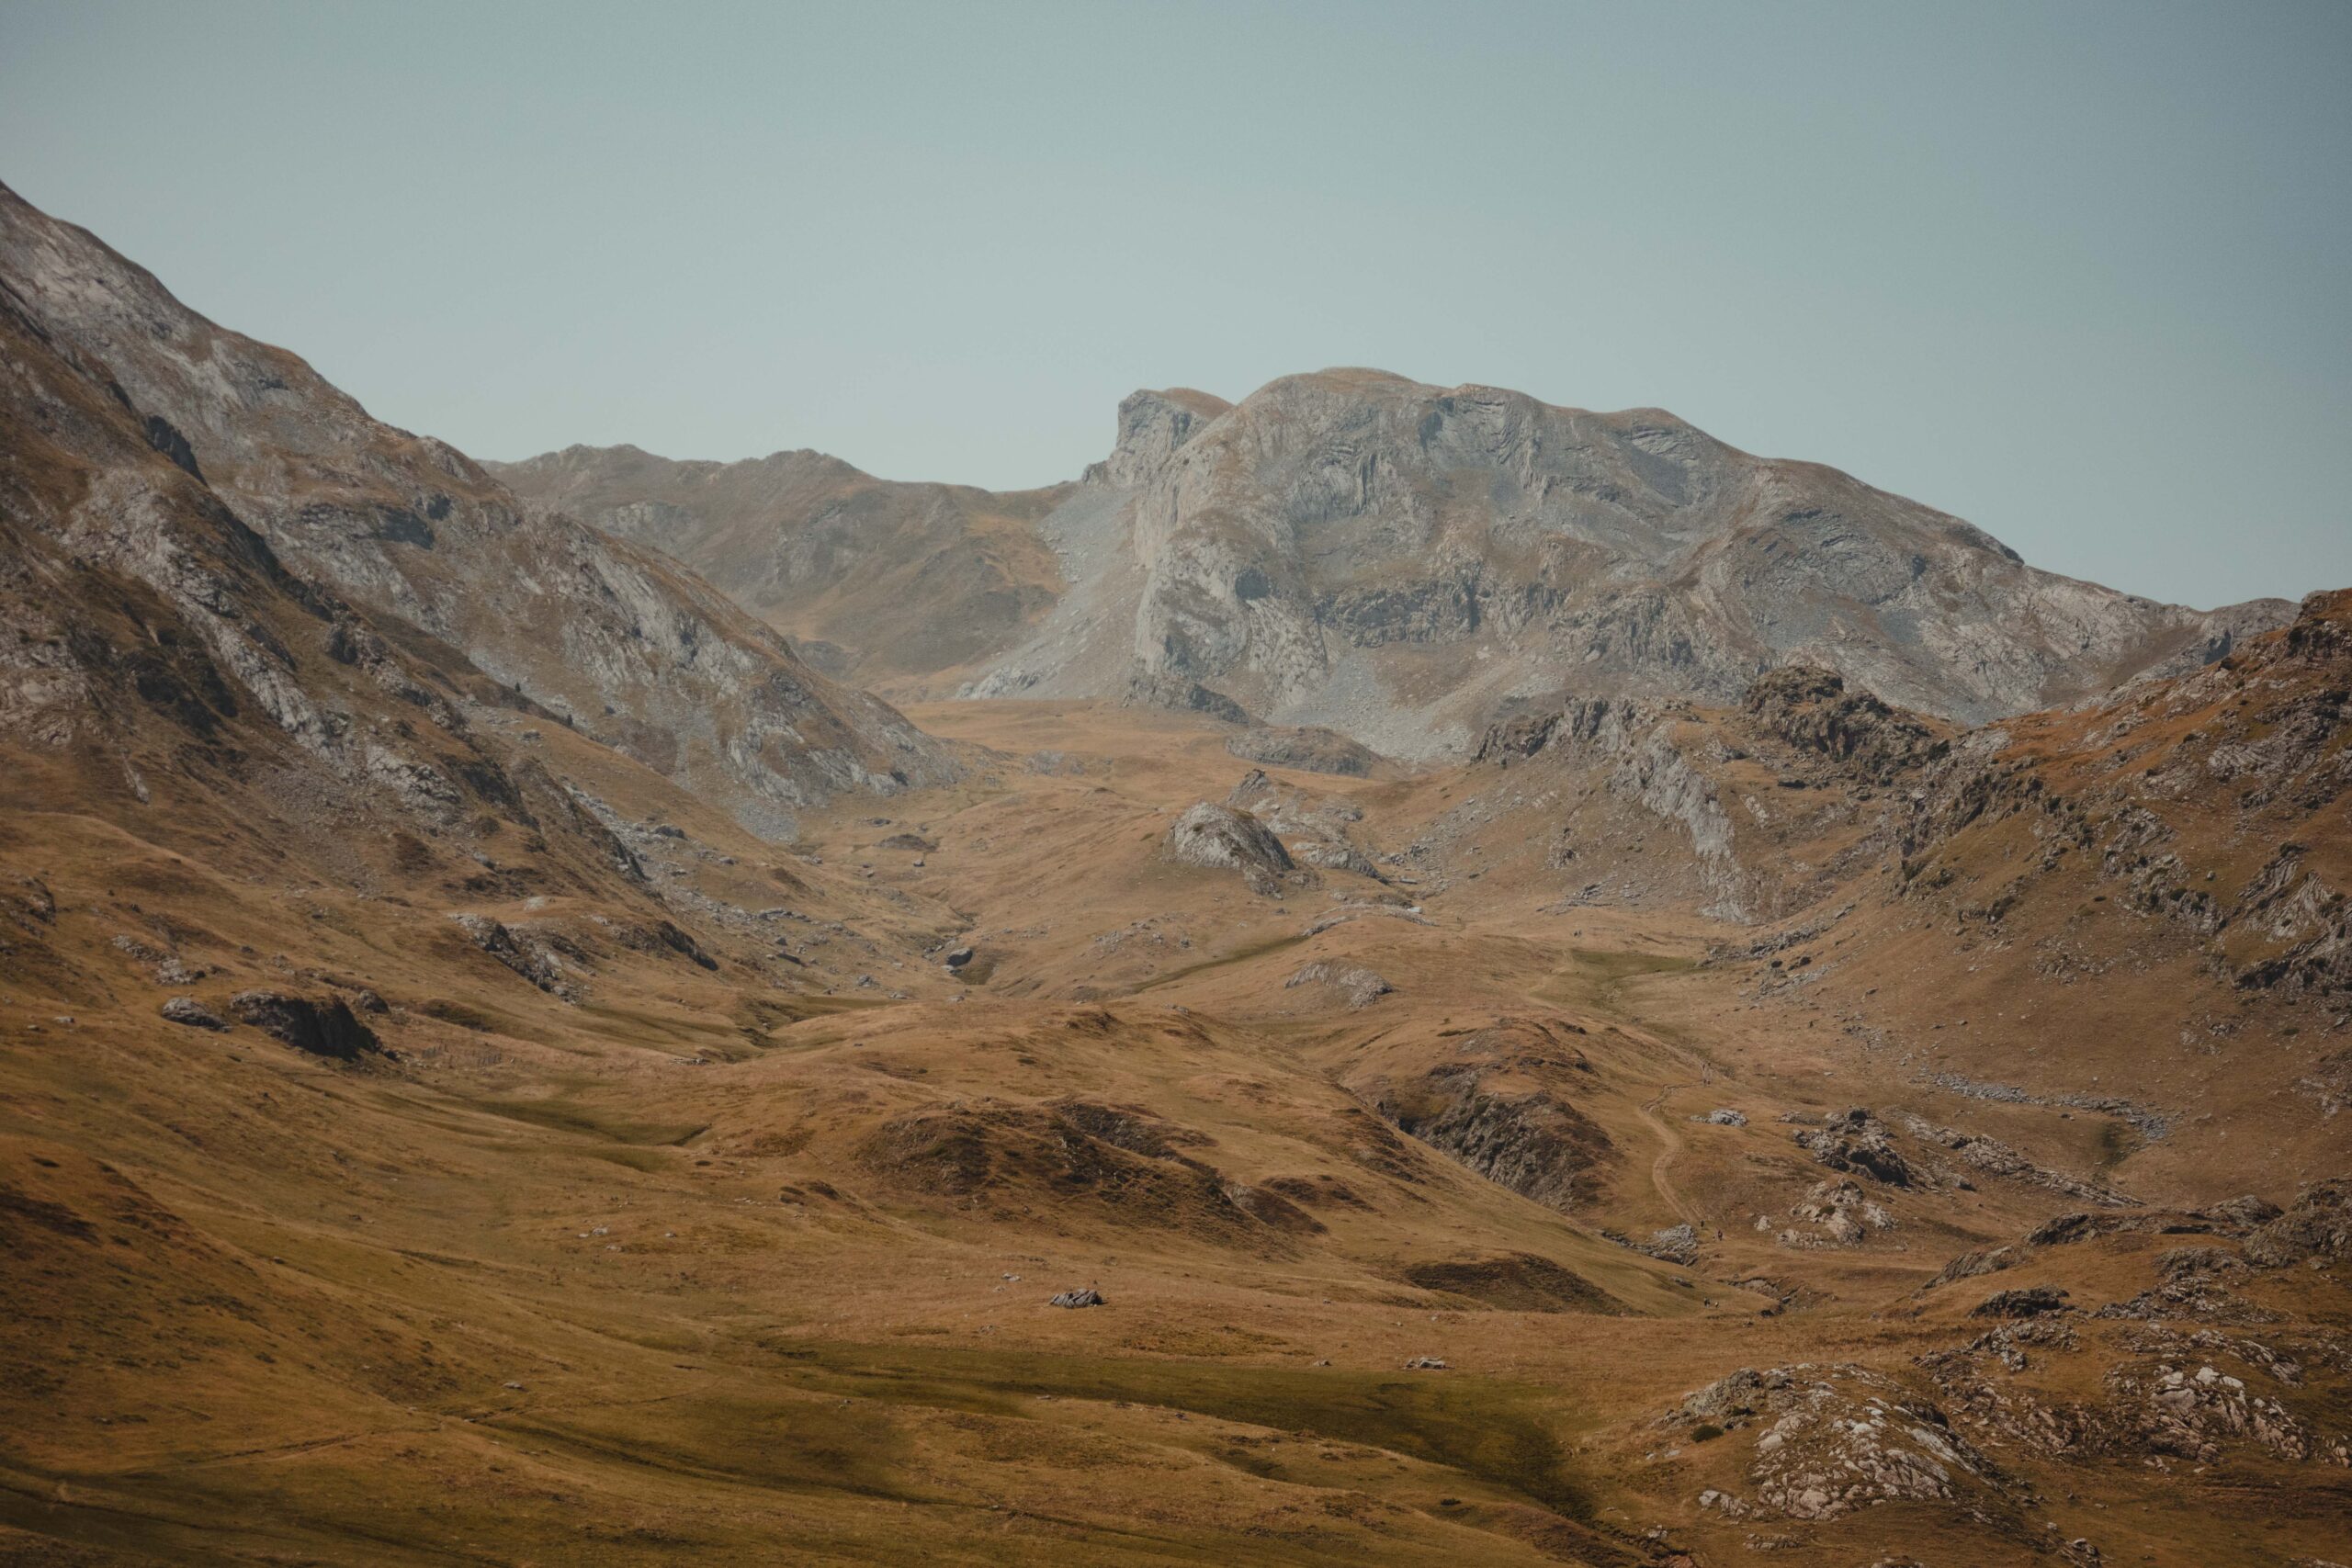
[510,376,2293,759]
[0,182,950,840]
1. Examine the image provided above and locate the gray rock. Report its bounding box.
[962,370,2289,759]
[1163,802,1294,896]
[160,997,226,1030]
[2245,1180,2352,1269]
[1284,961,1391,1009]
[1793,1109,1918,1187]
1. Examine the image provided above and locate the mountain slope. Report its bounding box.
[5,188,2346,1568]
[485,444,1071,689]
[971,372,2290,753]
[0,182,952,838]
[506,373,2288,757]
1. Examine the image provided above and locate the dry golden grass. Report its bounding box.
[4,699,2346,1565]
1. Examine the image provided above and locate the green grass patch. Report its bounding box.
[774,1340,1595,1521]
[472,1096,707,1146]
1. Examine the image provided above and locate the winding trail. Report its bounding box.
[1634,1085,1700,1228]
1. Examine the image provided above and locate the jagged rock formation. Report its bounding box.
[0,182,951,839]
[1741,663,1948,783]
[1374,1066,1613,1213]
[1674,1365,2002,1522]
[1225,769,1380,878]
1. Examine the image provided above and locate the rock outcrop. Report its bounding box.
[1162,803,1295,895]
[229,991,383,1062]
[1674,1365,2001,1522]
[1284,961,1391,1010]
[1375,1067,1612,1213]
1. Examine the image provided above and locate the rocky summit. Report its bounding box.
[3,181,2346,1568]
[505,371,2288,758]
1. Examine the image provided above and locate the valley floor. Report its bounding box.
[3,703,2346,1567]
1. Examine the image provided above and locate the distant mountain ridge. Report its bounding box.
[503,371,2290,755]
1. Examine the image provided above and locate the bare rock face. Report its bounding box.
[964,369,2289,757]
[1970,1285,2072,1319]
[2244,1179,2352,1269]
[448,912,584,1003]
[1741,664,1947,783]
[1225,769,1380,879]
[1082,389,1233,488]
[0,183,952,840]
[1779,1177,1894,1248]
[1376,1067,1612,1213]
[1162,803,1294,895]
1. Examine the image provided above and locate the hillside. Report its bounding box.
[2,189,2346,1568]
[0,182,953,839]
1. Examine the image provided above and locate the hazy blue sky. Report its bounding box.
[3,1,2346,608]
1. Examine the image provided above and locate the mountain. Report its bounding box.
[6,183,2346,1568]
[0,182,953,839]
[503,370,2290,753]
[485,444,1072,687]
[1419,587,2352,1184]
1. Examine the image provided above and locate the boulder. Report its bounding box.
[1047,1287,1105,1309]
[159,996,226,1030]
[1163,802,1294,895]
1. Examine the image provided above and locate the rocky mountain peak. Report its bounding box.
[1081,386,1233,488]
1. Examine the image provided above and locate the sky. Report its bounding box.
[2,1,2346,609]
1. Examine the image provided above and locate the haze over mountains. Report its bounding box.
[498,373,2289,759]
[4,180,2348,1568]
